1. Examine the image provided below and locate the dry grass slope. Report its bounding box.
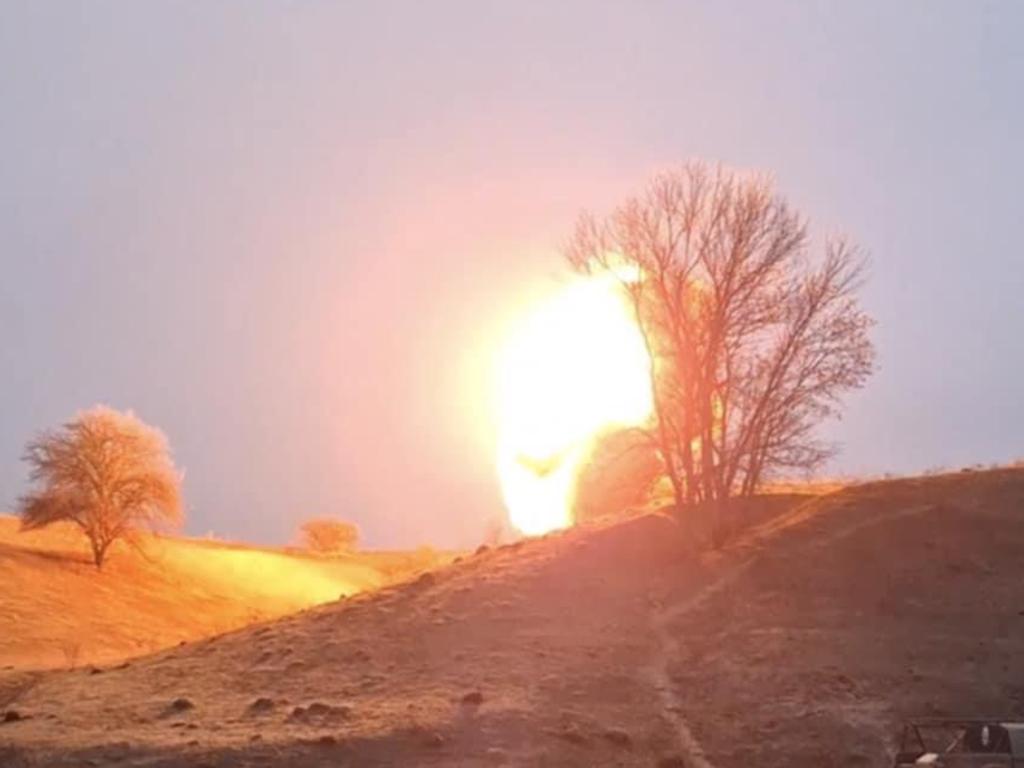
[1,468,1022,767]
[0,516,448,669]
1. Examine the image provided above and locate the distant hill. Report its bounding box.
[0,515,448,669]
[2,468,1023,767]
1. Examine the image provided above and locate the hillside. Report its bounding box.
[662,467,1024,766]
[0,515,446,669]
[2,468,1023,766]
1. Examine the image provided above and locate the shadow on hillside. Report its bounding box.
[0,541,92,567]
[4,705,598,768]
[657,492,817,548]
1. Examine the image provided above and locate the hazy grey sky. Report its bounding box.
[2,2,1022,547]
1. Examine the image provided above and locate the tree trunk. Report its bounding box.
[663,451,686,520]
[652,407,686,518]
[91,537,108,570]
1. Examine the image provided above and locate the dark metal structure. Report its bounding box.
[893,719,1024,767]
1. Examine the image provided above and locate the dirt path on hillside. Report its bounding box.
[645,494,937,768]
[0,497,829,767]
[654,470,1024,768]
[9,470,1016,767]
[648,560,754,768]
[0,514,702,767]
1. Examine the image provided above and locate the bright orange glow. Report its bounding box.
[495,272,652,536]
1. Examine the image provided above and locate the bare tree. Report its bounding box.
[299,518,359,554]
[18,406,184,568]
[567,162,874,534]
[574,428,661,524]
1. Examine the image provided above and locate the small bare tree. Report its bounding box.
[567,162,874,534]
[574,428,661,523]
[299,518,359,554]
[18,406,184,568]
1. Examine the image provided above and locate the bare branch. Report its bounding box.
[564,161,875,530]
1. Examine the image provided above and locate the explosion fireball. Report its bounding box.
[495,273,652,536]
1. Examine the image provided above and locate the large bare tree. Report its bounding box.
[567,162,874,532]
[18,406,184,568]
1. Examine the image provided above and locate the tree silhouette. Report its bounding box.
[567,162,874,539]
